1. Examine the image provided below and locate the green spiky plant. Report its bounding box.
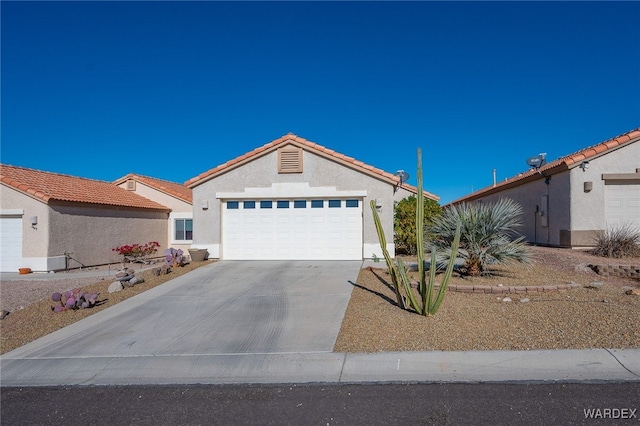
[429,198,531,276]
[371,148,461,315]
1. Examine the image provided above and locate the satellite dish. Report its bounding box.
[526,153,547,169]
[395,170,410,184]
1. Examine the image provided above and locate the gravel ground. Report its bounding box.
[0,262,158,313]
[334,246,640,352]
[0,261,214,354]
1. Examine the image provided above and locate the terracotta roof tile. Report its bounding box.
[450,127,640,204]
[185,133,439,201]
[113,173,193,204]
[1,164,170,211]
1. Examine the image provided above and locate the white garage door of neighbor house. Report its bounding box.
[0,216,23,272]
[604,183,640,231]
[222,198,363,260]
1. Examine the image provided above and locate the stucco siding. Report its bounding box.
[0,184,50,258]
[192,148,399,258]
[116,182,191,213]
[570,141,640,233]
[458,173,571,247]
[116,181,192,252]
[47,202,168,268]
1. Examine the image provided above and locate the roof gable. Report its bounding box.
[186,133,439,201]
[0,164,170,211]
[450,127,640,204]
[113,173,193,204]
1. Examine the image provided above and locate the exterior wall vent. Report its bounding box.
[126,179,136,190]
[278,146,303,174]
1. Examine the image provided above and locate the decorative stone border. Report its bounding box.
[590,264,640,279]
[443,282,581,294]
[366,267,588,294]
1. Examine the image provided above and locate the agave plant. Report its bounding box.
[429,198,531,276]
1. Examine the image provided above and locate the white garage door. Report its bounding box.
[604,182,640,231]
[0,216,24,272]
[222,198,363,260]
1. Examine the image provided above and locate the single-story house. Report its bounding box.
[113,173,193,253]
[0,165,171,272]
[186,133,438,260]
[449,127,640,248]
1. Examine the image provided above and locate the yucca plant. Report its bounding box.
[371,148,460,315]
[429,198,531,276]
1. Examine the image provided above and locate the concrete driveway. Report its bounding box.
[1,260,361,385]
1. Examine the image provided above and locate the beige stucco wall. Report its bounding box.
[47,202,168,269]
[569,141,640,237]
[116,181,192,252]
[192,148,402,258]
[465,175,570,247]
[457,141,639,247]
[0,184,51,259]
[2,185,168,271]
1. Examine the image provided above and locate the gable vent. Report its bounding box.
[126,179,136,190]
[278,147,303,173]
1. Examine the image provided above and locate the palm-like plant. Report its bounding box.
[429,198,531,276]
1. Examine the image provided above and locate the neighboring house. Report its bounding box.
[186,133,438,260]
[113,173,193,253]
[0,165,170,272]
[449,128,640,248]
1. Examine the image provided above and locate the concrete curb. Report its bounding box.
[2,348,638,387]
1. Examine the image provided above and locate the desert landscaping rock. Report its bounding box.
[502,297,512,302]
[335,246,640,353]
[519,298,530,303]
[585,282,604,289]
[108,281,124,293]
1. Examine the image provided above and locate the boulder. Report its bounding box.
[129,276,145,285]
[108,281,124,293]
[584,282,603,289]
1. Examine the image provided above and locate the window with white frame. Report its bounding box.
[174,218,193,241]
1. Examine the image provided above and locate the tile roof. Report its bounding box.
[185,133,439,201]
[113,173,193,204]
[0,164,170,211]
[450,127,640,204]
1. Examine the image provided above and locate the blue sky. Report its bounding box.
[2,1,638,204]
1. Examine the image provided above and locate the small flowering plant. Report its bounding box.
[112,241,160,264]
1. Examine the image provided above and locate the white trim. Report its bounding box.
[0,209,24,217]
[216,182,367,199]
[170,213,193,245]
[363,243,396,259]
[19,256,66,273]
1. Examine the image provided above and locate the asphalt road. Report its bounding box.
[2,382,639,425]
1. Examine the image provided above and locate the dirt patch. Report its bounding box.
[334,246,640,352]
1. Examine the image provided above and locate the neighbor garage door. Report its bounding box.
[222,198,363,260]
[0,215,23,272]
[604,182,640,231]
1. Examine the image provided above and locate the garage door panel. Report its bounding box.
[605,183,640,231]
[222,198,362,260]
[0,216,23,272]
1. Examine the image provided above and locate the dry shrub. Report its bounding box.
[591,224,640,258]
